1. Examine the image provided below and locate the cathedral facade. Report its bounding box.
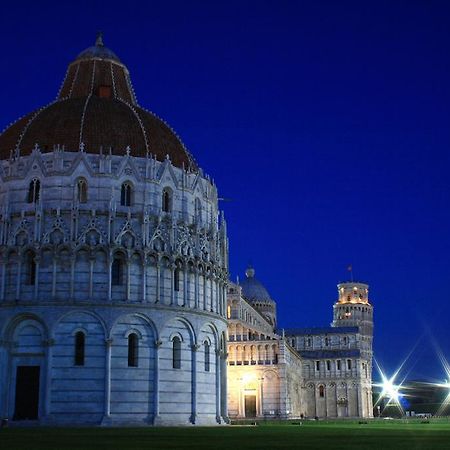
[227,269,373,419]
[0,36,228,425]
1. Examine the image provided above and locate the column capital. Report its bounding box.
[154,339,163,348]
[191,343,201,351]
[105,338,113,347]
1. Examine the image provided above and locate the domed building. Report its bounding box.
[226,267,374,419]
[239,267,277,328]
[0,35,229,425]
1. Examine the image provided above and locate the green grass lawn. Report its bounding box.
[1,420,450,450]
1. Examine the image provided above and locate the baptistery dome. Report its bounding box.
[0,36,228,426]
[0,34,197,170]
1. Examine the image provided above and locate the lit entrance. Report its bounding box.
[14,366,40,420]
[244,394,257,417]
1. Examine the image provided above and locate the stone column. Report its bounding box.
[218,281,223,316]
[70,256,75,300]
[223,285,227,318]
[0,340,9,418]
[0,258,6,301]
[34,255,40,301]
[210,276,214,312]
[190,344,200,424]
[102,338,113,423]
[183,265,188,307]
[356,382,362,417]
[51,256,58,299]
[203,275,208,311]
[194,269,199,309]
[259,377,264,417]
[222,351,229,421]
[142,258,147,303]
[170,264,176,306]
[88,256,95,300]
[155,263,160,304]
[126,258,131,302]
[215,349,221,423]
[107,258,112,302]
[44,338,55,418]
[15,259,22,300]
[153,339,162,424]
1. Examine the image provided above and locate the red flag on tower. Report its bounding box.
[347,264,353,281]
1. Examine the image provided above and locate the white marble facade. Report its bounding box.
[0,37,229,426]
[227,271,374,419]
[0,149,229,425]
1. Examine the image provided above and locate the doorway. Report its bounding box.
[13,366,40,420]
[244,394,256,417]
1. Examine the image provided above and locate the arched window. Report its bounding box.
[319,385,325,398]
[204,341,210,372]
[27,178,40,203]
[121,182,132,206]
[25,251,36,285]
[174,267,180,292]
[74,331,85,366]
[77,178,88,203]
[162,188,172,213]
[172,336,181,369]
[112,256,124,285]
[128,333,139,367]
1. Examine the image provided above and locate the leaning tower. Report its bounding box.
[332,282,374,416]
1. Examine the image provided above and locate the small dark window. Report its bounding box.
[128,333,139,367]
[162,188,171,212]
[77,178,88,203]
[112,257,124,285]
[347,359,352,370]
[98,85,112,98]
[174,268,180,292]
[74,331,85,366]
[325,337,329,346]
[27,179,40,203]
[121,182,132,206]
[337,360,342,370]
[26,252,36,285]
[204,341,210,372]
[326,360,331,371]
[172,336,181,369]
[315,361,320,371]
[319,385,325,398]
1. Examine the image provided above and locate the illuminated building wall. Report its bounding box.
[227,271,374,419]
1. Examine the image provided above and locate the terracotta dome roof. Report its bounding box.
[0,34,198,170]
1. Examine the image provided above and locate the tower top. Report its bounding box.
[336,282,370,305]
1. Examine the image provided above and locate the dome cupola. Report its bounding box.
[240,266,277,328]
[0,34,197,170]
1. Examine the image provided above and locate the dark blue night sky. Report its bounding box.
[1,1,449,383]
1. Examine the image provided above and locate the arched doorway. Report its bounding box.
[8,318,47,421]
